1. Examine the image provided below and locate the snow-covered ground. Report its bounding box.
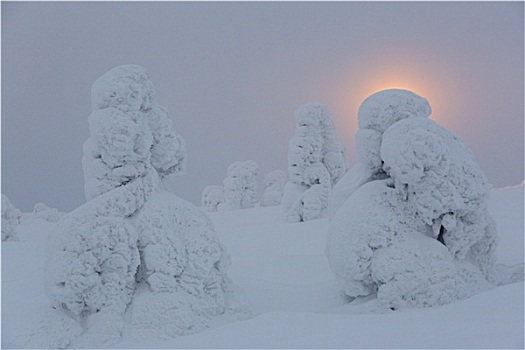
[2,185,523,348]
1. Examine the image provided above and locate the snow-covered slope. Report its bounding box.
[2,186,523,348]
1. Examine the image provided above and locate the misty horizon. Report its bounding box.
[2,1,523,212]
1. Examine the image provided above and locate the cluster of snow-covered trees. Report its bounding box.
[14,64,503,348]
[202,162,288,212]
[44,65,248,348]
[326,89,499,309]
[202,104,347,219]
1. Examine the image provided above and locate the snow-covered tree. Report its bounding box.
[222,160,260,210]
[2,194,20,241]
[282,103,347,222]
[326,89,498,309]
[45,65,248,348]
[202,185,225,212]
[328,89,431,218]
[261,170,287,207]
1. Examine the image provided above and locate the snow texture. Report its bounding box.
[261,170,287,207]
[282,103,347,222]
[381,117,497,275]
[2,194,20,241]
[202,185,225,212]
[222,160,260,210]
[44,65,246,348]
[327,89,498,308]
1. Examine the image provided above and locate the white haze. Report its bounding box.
[2,2,523,211]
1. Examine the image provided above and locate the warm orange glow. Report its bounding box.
[326,52,463,164]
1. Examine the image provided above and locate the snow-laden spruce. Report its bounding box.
[282,103,347,222]
[221,160,260,210]
[202,185,225,212]
[327,89,498,309]
[261,170,287,207]
[2,194,21,241]
[45,65,249,348]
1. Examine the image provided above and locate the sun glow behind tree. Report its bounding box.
[325,53,464,166]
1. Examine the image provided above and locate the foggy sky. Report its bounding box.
[2,2,523,212]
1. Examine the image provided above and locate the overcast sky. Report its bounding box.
[2,1,523,212]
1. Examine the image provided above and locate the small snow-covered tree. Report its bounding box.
[261,170,287,207]
[45,65,248,348]
[32,202,65,222]
[202,185,225,212]
[326,89,498,309]
[222,160,260,210]
[2,194,20,241]
[282,103,347,222]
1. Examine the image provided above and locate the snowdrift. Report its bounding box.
[2,185,523,348]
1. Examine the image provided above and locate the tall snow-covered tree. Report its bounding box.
[282,103,347,222]
[45,65,249,348]
[326,89,498,309]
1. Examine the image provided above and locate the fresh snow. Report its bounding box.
[2,185,523,348]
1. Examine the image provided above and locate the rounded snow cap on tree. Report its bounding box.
[91,65,156,113]
[294,103,332,128]
[358,89,431,132]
